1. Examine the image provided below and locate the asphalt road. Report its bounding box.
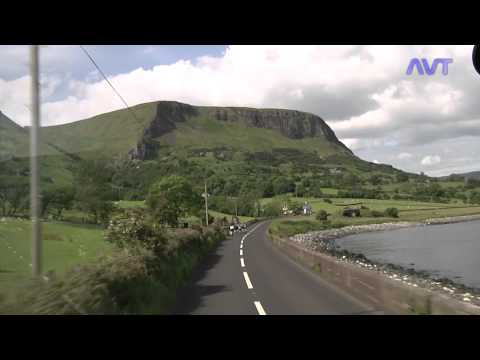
[172,221,384,315]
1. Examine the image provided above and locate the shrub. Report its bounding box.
[105,208,168,256]
[385,207,399,218]
[323,198,332,204]
[1,224,227,315]
[370,210,385,218]
[316,210,329,221]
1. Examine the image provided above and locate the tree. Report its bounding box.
[296,183,307,197]
[0,175,29,217]
[310,184,323,198]
[396,173,409,183]
[262,200,283,217]
[73,159,115,224]
[146,175,201,227]
[369,174,382,185]
[341,173,360,187]
[237,193,256,217]
[272,177,295,195]
[42,185,75,220]
[316,210,329,221]
[262,181,275,198]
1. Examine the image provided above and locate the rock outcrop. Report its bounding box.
[128,101,352,160]
[209,107,350,152]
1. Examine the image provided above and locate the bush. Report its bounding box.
[385,207,399,218]
[323,198,332,204]
[2,211,227,315]
[263,200,283,217]
[316,210,329,221]
[370,210,385,218]
[105,208,168,256]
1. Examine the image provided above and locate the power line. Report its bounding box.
[79,45,141,124]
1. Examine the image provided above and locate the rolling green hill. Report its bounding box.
[2,101,416,198]
[0,111,73,186]
[40,101,353,160]
[41,102,158,159]
[0,111,31,160]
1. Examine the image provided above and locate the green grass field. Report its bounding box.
[116,200,146,209]
[0,218,110,301]
[267,196,480,237]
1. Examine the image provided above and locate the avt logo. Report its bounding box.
[406,58,453,76]
[473,45,480,75]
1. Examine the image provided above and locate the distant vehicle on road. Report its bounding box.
[228,222,247,235]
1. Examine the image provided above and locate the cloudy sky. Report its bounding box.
[1,45,479,177]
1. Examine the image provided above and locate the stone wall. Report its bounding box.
[270,233,480,315]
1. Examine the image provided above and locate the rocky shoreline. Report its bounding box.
[288,214,480,307]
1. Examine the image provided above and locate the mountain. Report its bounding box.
[0,111,73,185]
[0,110,30,160]
[40,101,352,160]
[3,101,413,196]
[445,171,480,180]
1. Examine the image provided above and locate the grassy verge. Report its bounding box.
[0,216,226,314]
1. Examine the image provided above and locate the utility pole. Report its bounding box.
[204,180,209,226]
[30,45,42,277]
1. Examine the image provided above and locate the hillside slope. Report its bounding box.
[0,111,73,185]
[0,111,31,160]
[5,101,412,194]
[41,101,353,160]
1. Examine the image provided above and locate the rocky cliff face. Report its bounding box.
[128,102,198,160]
[207,106,351,153]
[128,101,352,160]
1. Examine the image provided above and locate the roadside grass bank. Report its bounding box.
[0,209,226,314]
[268,212,480,313]
[0,218,110,302]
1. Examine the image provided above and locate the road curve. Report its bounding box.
[172,221,384,315]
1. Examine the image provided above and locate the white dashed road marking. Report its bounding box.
[254,301,267,315]
[240,222,269,315]
[243,271,253,289]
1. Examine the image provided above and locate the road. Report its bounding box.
[173,221,384,315]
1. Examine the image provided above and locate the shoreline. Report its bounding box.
[288,214,480,307]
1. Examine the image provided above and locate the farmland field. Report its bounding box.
[266,196,480,237]
[0,218,110,301]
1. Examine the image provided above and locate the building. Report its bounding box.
[302,201,313,215]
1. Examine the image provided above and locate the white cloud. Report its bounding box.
[421,155,441,166]
[1,45,451,126]
[398,152,413,160]
[1,45,479,176]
